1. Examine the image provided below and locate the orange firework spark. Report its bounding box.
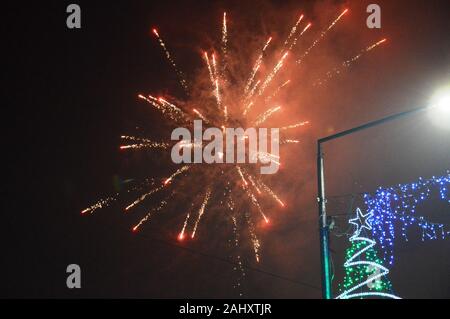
[254,106,282,126]
[287,22,312,51]
[204,51,215,85]
[152,28,189,93]
[245,210,261,263]
[138,94,186,123]
[284,14,304,47]
[297,8,349,64]
[244,37,272,95]
[125,183,165,212]
[247,174,262,195]
[258,52,289,96]
[178,207,192,241]
[280,121,310,131]
[120,136,169,151]
[256,177,285,208]
[132,196,171,232]
[221,12,228,76]
[191,188,212,238]
[313,38,387,87]
[193,108,208,122]
[81,195,118,215]
[265,80,290,102]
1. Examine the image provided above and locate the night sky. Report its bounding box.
[3,0,450,298]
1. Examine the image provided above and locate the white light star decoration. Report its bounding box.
[349,207,373,238]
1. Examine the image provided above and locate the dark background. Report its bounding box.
[3,0,450,298]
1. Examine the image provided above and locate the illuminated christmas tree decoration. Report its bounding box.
[336,208,401,299]
[364,172,450,265]
[340,292,401,299]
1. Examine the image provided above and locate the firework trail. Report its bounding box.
[237,166,268,223]
[178,208,192,241]
[243,101,255,116]
[313,39,387,87]
[125,178,156,193]
[124,166,190,212]
[244,37,272,95]
[215,78,222,110]
[280,121,309,131]
[132,196,172,232]
[240,173,269,224]
[81,178,161,215]
[281,139,300,145]
[120,135,159,143]
[244,210,261,263]
[258,52,289,96]
[158,97,184,114]
[287,22,312,51]
[343,38,387,66]
[120,136,169,150]
[223,104,228,123]
[211,54,224,115]
[248,79,261,97]
[254,106,282,126]
[265,80,290,103]
[257,177,285,207]
[153,29,189,93]
[138,94,186,123]
[193,108,209,123]
[223,184,246,293]
[221,12,228,75]
[297,8,349,64]
[119,143,167,150]
[191,188,212,238]
[236,166,248,186]
[204,52,215,85]
[230,215,246,296]
[246,174,262,195]
[81,195,118,215]
[225,183,234,211]
[204,52,222,112]
[284,14,304,47]
[212,54,219,80]
[125,184,165,212]
[164,165,190,185]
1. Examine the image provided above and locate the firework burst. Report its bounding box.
[82,7,386,294]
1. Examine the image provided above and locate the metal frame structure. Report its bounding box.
[317,105,428,299]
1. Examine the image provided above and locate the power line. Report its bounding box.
[327,192,365,199]
[134,231,321,291]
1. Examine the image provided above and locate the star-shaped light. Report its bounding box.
[349,207,373,237]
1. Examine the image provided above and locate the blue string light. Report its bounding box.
[363,171,450,265]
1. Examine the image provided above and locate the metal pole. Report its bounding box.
[318,141,332,299]
[316,105,429,299]
[318,105,428,144]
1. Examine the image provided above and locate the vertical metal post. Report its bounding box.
[315,105,429,299]
[318,141,332,299]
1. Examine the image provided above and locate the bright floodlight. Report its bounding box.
[428,86,450,129]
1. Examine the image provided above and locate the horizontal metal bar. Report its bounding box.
[318,106,428,144]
